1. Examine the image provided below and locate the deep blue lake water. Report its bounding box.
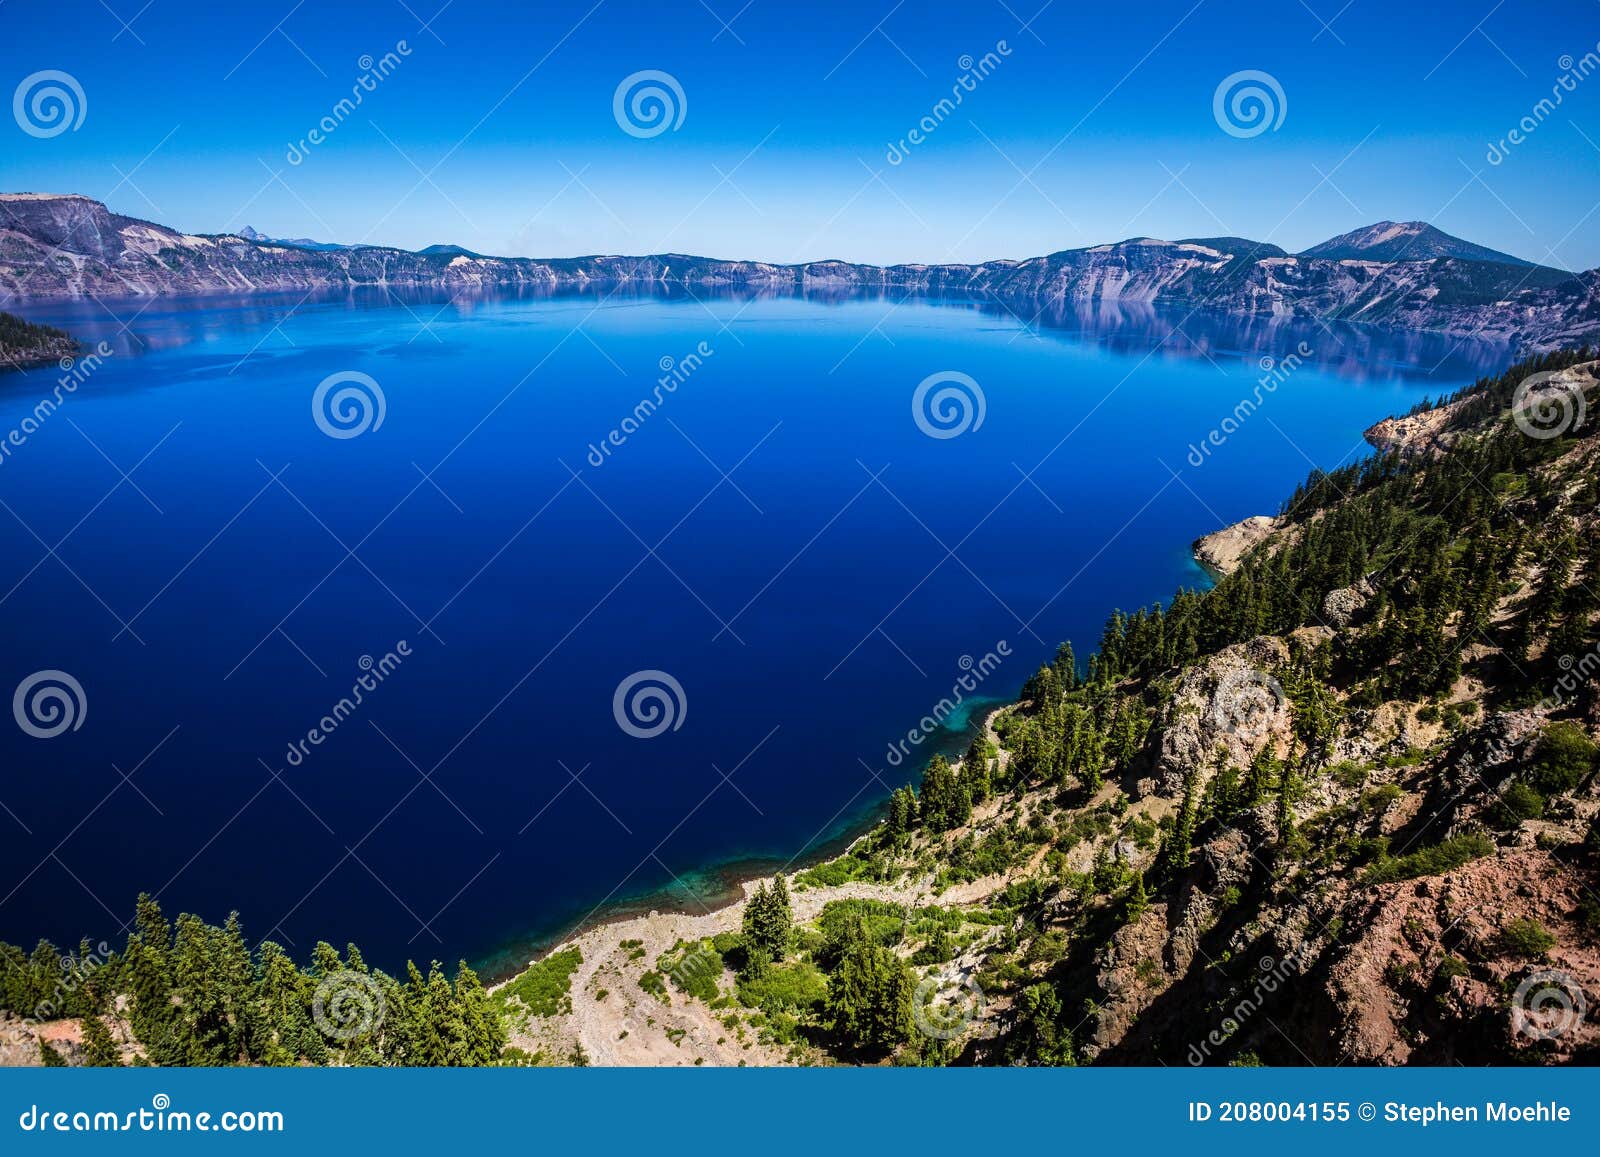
[0,289,1508,974]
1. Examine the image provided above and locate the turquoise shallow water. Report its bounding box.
[0,289,1507,970]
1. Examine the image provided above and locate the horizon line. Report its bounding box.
[0,191,1575,274]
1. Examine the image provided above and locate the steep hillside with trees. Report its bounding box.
[4,350,1598,1066]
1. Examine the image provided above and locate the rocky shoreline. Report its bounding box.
[0,311,77,371]
[1192,515,1279,577]
[490,706,1016,1066]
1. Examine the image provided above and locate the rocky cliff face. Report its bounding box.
[4,195,1597,352]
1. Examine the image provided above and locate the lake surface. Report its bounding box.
[0,289,1508,973]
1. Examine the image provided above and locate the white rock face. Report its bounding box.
[1151,636,1293,797]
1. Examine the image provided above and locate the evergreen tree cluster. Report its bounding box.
[0,895,505,1066]
[1086,348,1600,709]
[740,875,793,972]
[873,349,1600,1066]
[0,310,75,361]
[821,916,914,1055]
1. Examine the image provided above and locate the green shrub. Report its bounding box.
[1577,896,1600,939]
[1526,723,1598,796]
[657,940,724,1003]
[1491,781,1545,826]
[1498,918,1556,958]
[1364,831,1494,884]
[816,899,905,957]
[1361,784,1403,812]
[1329,761,1369,789]
[495,948,581,1018]
[638,970,668,1002]
[736,960,827,1015]
[796,855,869,889]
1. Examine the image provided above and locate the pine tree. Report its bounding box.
[1211,747,1242,823]
[81,1013,121,1067]
[454,963,505,1065]
[1006,982,1074,1066]
[919,755,962,831]
[216,913,256,1063]
[1276,764,1301,848]
[425,963,468,1066]
[397,961,446,1065]
[887,788,911,837]
[1052,640,1079,689]
[125,895,177,1064]
[770,874,792,935]
[1164,771,1200,877]
[0,900,514,1070]
[1125,874,1150,923]
[742,875,792,966]
[255,940,321,1066]
[825,922,913,1054]
[964,736,994,803]
[1245,746,1276,806]
[740,883,771,974]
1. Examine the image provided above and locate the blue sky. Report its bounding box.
[4,0,1599,267]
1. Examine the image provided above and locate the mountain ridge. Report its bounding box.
[1301,220,1538,267]
[2,194,1595,352]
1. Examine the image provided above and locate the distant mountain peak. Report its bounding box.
[233,225,347,251]
[1300,221,1538,267]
